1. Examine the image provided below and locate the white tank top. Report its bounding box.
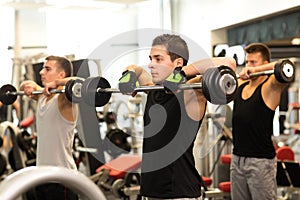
[36,94,77,170]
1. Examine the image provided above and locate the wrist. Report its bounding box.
[174,66,186,77]
[182,64,199,77]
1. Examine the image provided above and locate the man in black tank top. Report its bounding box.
[231,43,290,200]
[118,34,236,199]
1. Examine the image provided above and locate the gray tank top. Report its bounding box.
[36,94,77,170]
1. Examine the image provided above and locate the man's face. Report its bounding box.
[245,52,268,67]
[39,60,64,85]
[148,45,179,84]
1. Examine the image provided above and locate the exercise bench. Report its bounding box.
[90,154,142,199]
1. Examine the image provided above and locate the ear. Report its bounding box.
[58,70,66,78]
[174,57,184,67]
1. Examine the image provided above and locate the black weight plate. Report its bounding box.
[210,66,227,104]
[65,79,75,103]
[124,171,141,186]
[65,79,84,103]
[105,128,131,158]
[0,136,3,147]
[0,84,17,105]
[16,130,31,151]
[8,147,16,171]
[81,77,112,107]
[202,67,214,103]
[202,66,237,105]
[0,154,7,176]
[274,59,295,83]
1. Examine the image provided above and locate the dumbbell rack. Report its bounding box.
[114,94,145,155]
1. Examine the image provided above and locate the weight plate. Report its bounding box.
[81,77,112,107]
[0,136,3,147]
[16,131,30,151]
[105,128,131,158]
[0,85,17,105]
[274,59,295,83]
[8,147,16,171]
[115,101,130,129]
[202,67,214,103]
[65,79,75,103]
[0,154,7,176]
[219,65,238,103]
[65,79,84,103]
[111,179,125,198]
[202,66,237,104]
[124,172,141,186]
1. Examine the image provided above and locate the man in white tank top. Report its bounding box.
[20,55,78,200]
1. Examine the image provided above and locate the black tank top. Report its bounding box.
[140,90,203,198]
[232,79,276,159]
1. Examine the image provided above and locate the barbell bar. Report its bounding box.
[10,88,65,96]
[81,65,238,107]
[96,83,203,93]
[0,78,84,105]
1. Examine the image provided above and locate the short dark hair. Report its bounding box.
[245,43,271,62]
[45,55,73,77]
[152,34,189,66]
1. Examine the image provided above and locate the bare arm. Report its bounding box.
[12,101,20,120]
[43,77,80,122]
[263,61,290,110]
[43,77,83,105]
[123,65,153,86]
[180,57,237,121]
[182,57,237,77]
[238,61,277,80]
[20,80,43,101]
[239,60,291,110]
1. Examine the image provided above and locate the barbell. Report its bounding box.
[236,59,295,83]
[80,65,238,106]
[0,78,84,105]
[79,59,295,107]
[0,59,295,106]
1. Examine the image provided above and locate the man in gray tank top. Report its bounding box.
[20,55,78,200]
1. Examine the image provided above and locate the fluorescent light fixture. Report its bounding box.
[0,0,126,10]
[45,0,124,9]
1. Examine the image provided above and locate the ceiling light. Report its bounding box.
[291,38,300,45]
